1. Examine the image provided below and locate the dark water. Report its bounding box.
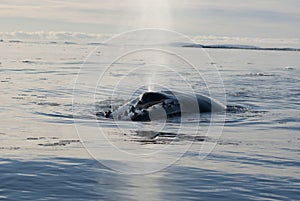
[0,41,299,200]
[1,157,299,201]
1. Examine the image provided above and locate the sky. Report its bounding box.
[0,0,299,39]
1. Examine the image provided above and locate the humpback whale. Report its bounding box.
[103,91,226,121]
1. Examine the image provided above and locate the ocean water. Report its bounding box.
[0,38,300,200]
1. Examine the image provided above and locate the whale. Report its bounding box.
[103,91,226,121]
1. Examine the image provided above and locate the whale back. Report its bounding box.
[164,91,225,113]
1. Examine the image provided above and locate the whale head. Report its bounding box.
[135,92,169,109]
[106,91,170,121]
[129,92,169,121]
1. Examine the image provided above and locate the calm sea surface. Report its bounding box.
[0,40,299,200]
